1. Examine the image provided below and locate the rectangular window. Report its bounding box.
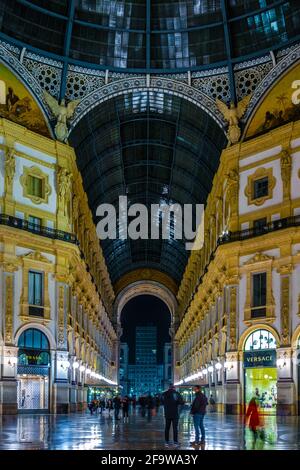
[253,177,269,200]
[28,216,42,230]
[28,175,43,198]
[251,272,267,318]
[28,271,44,317]
[253,217,267,234]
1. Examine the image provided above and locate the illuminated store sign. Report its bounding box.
[244,350,276,368]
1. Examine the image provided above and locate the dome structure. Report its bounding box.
[0,0,299,72]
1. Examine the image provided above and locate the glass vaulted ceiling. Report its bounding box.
[0,0,299,71]
[69,91,227,286]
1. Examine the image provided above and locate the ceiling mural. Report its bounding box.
[246,62,300,139]
[0,62,50,137]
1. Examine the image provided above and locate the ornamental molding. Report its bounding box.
[243,43,300,125]
[243,252,274,266]
[20,251,52,264]
[68,77,227,135]
[0,41,54,138]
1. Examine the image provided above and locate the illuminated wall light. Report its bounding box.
[73,361,79,369]
[79,365,86,372]
[276,358,286,369]
[215,362,222,370]
[224,361,233,370]
[207,366,214,373]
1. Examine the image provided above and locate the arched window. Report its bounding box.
[244,329,277,352]
[18,328,50,366]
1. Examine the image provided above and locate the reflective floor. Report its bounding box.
[0,408,299,450]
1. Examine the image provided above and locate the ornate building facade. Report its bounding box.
[0,119,117,414]
[175,121,300,415]
[0,0,300,417]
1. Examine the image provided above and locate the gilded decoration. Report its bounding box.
[5,274,13,344]
[216,94,252,145]
[4,146,15,194]
[114,269,178,296]
[0,63,50,137]
[58,284,65,347]
[280,150,292,200]
[229,285,238,351]
[281,275,290,345]
[244,167,276,206]
[246,62,300,139]
[57,166,72,218]
[20,165,52,205]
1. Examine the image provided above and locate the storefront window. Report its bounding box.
[244,329,277,415]
[244,329,276,351]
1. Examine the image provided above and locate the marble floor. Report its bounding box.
[0,408,299,450]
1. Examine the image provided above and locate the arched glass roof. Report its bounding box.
[0,0,299,72]
[70,91,227,286]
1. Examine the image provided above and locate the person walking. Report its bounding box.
[106,398,114,417]
[122,396,130,420]
[209,394,216,413]
[190,385,208,445]
[245,397,264,449]
[146,394,155,421]
[162,384,184,447]
[113,395,121,420]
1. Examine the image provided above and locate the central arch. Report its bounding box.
[114,280,178,331]
[115,281,177,393]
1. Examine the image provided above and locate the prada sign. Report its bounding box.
[244,350,276,368]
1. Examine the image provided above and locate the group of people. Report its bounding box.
[88,396,130,419]
[88,385,267,448]
[162,384,208,447]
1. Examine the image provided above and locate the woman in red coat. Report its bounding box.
[246,398,263,448]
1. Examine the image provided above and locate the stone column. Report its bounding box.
[277,348,295,416]
[0,265,18,414]
[53,350,70,414]
[224,283,241,414]
[69,355,78,412]
[53,281,70,413]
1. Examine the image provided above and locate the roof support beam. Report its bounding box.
[59,0,76,101]
[221,0,237,104]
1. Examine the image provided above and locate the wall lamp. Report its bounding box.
[6,352,18,367]
[276,358,286,369]
[60,360,70,370]
[73,361,79,369]
[224,361,234,370]
[215,362,222,370]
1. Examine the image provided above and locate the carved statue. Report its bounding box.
[5,147,15,190]
[57,167,72,215]
[44,91,80,143]
[216,94,252,145]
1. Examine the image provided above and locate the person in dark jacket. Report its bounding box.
[161,384,184,447]
[190,385,208,445]
[113,396,121,420]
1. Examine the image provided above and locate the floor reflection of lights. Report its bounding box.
[1,410,300,450]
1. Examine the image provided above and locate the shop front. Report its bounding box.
[87,385,118,403]
[243,329,277,415]
[17,328,51,413]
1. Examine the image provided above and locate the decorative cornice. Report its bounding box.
[20,251,52,264]
[114,268,178,296]
[243,252,274,266]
